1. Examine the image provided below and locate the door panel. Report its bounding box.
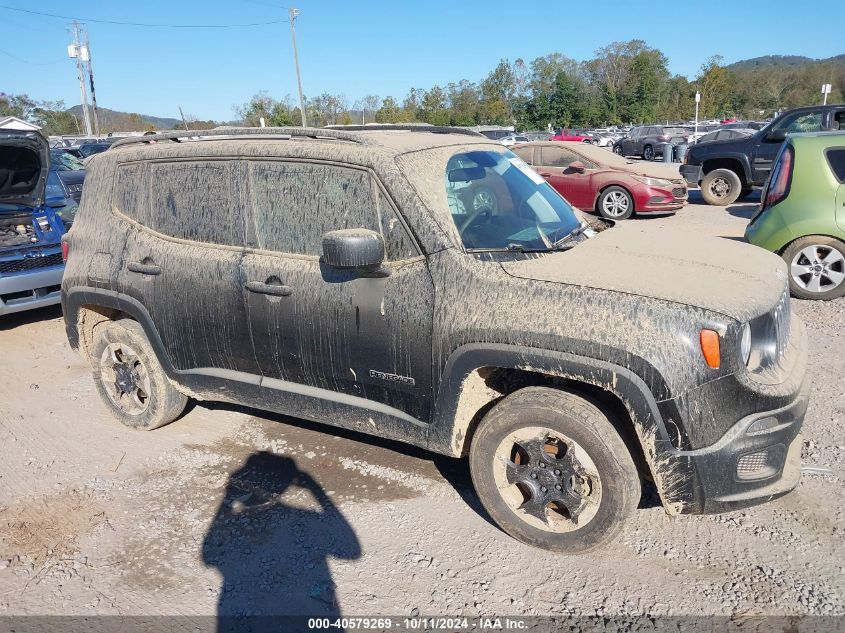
[112,160,255,374]
[536,146,593,209]
[836,183,845,234]
[243,159,435,422]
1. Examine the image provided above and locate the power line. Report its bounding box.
[0,4,288,28]
[0,47,64,65]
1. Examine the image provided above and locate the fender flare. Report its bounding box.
[429,343,671,457]
[63,287,179,376]
[701,153,752,184]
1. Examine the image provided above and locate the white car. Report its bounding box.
[499,135,530,147]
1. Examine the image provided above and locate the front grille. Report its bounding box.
[773,288,791,359]
[0,252,64,274]
[672,187,687,198]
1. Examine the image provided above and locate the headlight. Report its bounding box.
[740,322,752,365]
[632,176,673,188]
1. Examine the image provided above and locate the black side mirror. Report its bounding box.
[765,129,787,143]
[322,229,389,276]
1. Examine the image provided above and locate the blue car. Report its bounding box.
[0,130,76,316]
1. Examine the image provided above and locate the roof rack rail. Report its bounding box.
[110,124,486,150]
[109,126,369,150]
[323,124,485,138]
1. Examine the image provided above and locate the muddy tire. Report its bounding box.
[782,236,845,300]
[92,319,187,430]
[700,168,742,206]
[597,186,634,220]
[469,387,640,553]
[643,145,654,161]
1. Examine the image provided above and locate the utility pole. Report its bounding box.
[68,21,93,136]
[178,106,190,131]
[289,7,307,127]
[84,31,100,136]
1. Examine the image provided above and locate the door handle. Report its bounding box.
[539,172,552,177]
[246,280,292,297]
[127,261,161,276]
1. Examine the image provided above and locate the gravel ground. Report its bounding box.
[0,192,842,622]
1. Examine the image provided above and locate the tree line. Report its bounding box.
[239,42,844,130]
[3,41,844,136]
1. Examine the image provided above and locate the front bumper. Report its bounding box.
[680,164,702,186]
[0,265,64,316]
[672,383,807,514]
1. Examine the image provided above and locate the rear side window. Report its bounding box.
[247,161,417,261]
[827,149,845,182]
[148,162,243,246]
[115,161,244,247]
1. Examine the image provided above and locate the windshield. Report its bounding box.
[50,150,85,171]
[445,150,582,251]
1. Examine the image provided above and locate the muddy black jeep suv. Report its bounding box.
[62,126,809,552]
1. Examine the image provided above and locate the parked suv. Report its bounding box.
[682,104,845,205]
[62,126,809,553]
[745,131,845,300]
[614,125,688,160]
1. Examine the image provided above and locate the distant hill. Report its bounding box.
[66,105,181,132]
[727,54,845,71]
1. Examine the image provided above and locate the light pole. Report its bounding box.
[694,91,700,140]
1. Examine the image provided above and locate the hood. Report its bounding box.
[500,228,787,321]
[571,144,683,181]
[0,130,49,208]
[613,161,684,181]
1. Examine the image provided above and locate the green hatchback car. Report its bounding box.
[745,131,845,300]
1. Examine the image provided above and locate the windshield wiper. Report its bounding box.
[550,224,590,251]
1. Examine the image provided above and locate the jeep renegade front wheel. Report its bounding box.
[92,319,188,430]
[469,388,640,553]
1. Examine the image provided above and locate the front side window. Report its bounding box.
[445,150,582,251]
[774,111,823,134]
[539,146,578,168]
[248,161,416,261]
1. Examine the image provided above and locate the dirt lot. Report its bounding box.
[1,191,843,622]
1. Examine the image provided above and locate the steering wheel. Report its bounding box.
[459,206,494,234]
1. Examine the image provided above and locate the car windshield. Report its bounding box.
[50,151,84,171]
[445,150,582,251]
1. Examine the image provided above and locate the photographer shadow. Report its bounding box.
[202,451,361,631]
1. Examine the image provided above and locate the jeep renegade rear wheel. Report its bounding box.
[92,319,187,430]
[469,387,640,553]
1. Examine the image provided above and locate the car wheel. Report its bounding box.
[700,168,742,206]
[597,186,634,220]
[469,387,640,553]
[782,236,845,300]
[471,186,498,213]
[92,319,188,430]
[643,145,654,161]
[613,145,624,156]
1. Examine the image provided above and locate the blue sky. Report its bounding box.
[1,0,841,121]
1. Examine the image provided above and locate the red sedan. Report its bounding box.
[512,142,688,220]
